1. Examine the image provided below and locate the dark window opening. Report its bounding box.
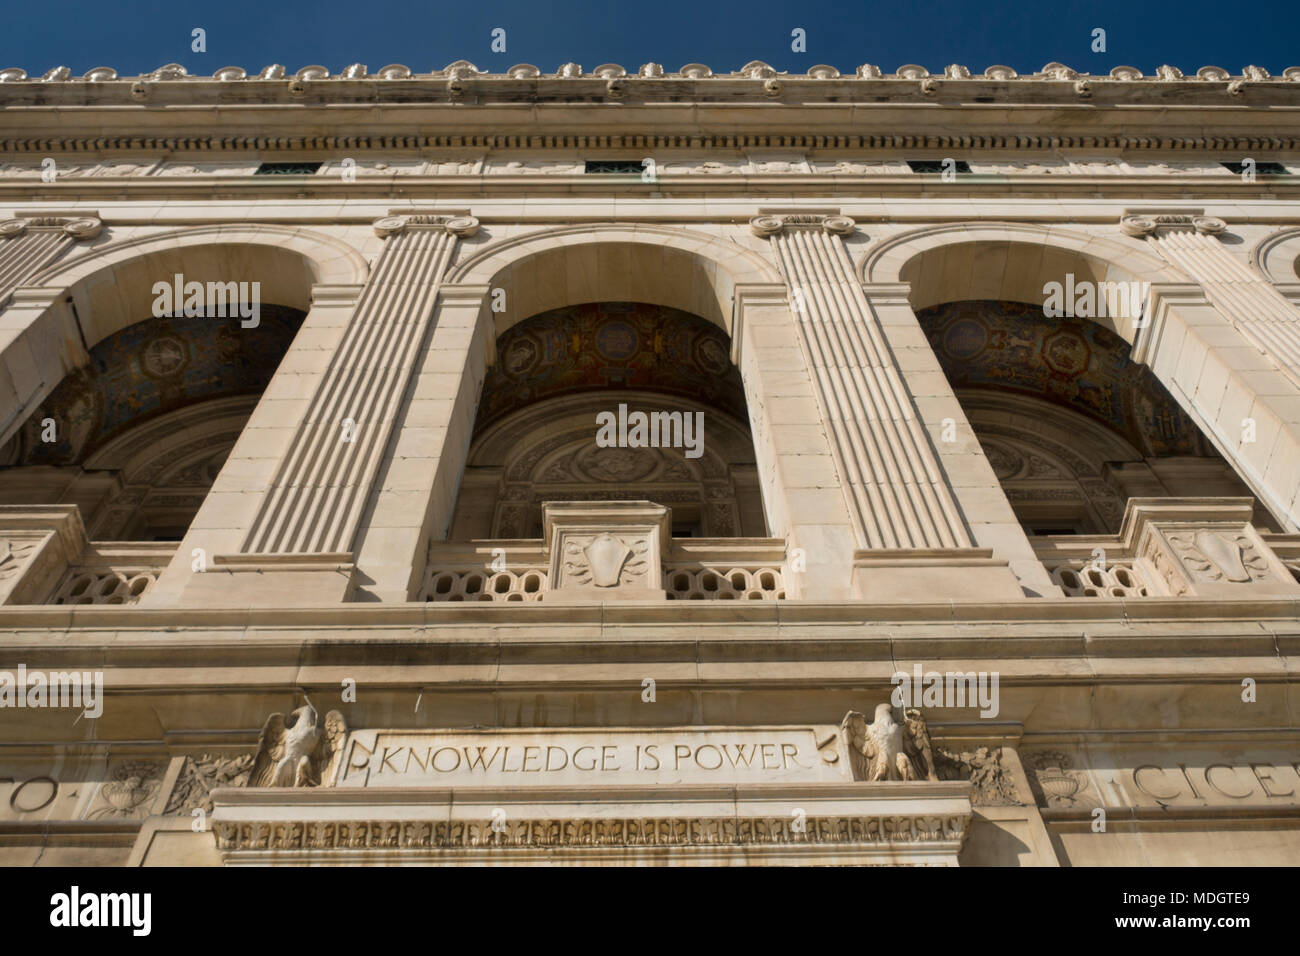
[584,160,644,174]
[254,162,323,176]
[907,160,972,174]
[1221,161,1288,175]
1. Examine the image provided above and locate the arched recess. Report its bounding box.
[76,397,257,539]
[449,299,767,540]
[0,224,367,449]
[917,297,1264,535]
[29,223,367,350]
[456,394,764,540]
[356,223,849,602]
[449,223,783,337]
[862,222,1182,342]
[0,293,307,539]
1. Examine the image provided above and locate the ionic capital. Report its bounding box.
[0,216,103,240]
[750,213,857,238]
[373,214,480,238]
[1120,213,1226,238]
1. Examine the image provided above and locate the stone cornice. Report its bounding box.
[3,58,1296,89]
[2,61,1299,156]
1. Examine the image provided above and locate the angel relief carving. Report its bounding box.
[249,703,347,788]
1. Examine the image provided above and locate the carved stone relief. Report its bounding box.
[248,705,347,788]
[840,704,1019,806]
[165,753,254,813]
[935,746,1020,806]
[1022,751,1093,808]
[1168,529,1270,583]
[87,761,164,819]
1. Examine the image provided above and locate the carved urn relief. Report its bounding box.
[543,501,670,601]
[1126,500,1298,598]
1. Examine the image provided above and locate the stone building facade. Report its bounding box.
[0,59,1298,865]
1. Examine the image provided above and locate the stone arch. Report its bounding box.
[0,223,362,448]
[1250,227,1300,283]
[28,223,368,351]
[861,222,1182,342]
[448,223,783,336]
[453,391,762,540]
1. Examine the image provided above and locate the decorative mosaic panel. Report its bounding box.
[17,305,305,464]
[917,300,1207,457]
[478,302,746,432]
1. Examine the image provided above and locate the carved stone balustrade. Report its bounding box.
[1033,497,1300,598]
[0,505,172,605]
[422,500,788,602]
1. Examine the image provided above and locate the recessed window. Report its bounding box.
[907,160,971,174]
[585,160,643,174]
[1221,161,1288,175]
[254,162,323,176]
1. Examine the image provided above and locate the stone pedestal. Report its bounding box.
[853,547,1028,602]
[541,501,670,602]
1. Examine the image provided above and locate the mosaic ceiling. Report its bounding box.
[16,305,305,465]
[917,300,1207,457]
[477,302,748,431]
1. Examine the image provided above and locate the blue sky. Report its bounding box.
[1,0,1295,78]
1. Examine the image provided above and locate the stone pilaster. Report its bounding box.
[750,214,1028,599]
[730,282,859,599]
[862,283,1061,597]
[152,214,477,605]
[349,281,495,602]
[0,215,101,308]
[243,214,476,556]
[1122,213,1300,382]
[1122,213,1300,530]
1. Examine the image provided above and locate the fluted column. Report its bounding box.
[750,214,1028,599]
[1123,214,1300,530]
[1123,213,1300,384]
[0,216,101,308]
[243,214,476,555]
[152,213,477,606]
